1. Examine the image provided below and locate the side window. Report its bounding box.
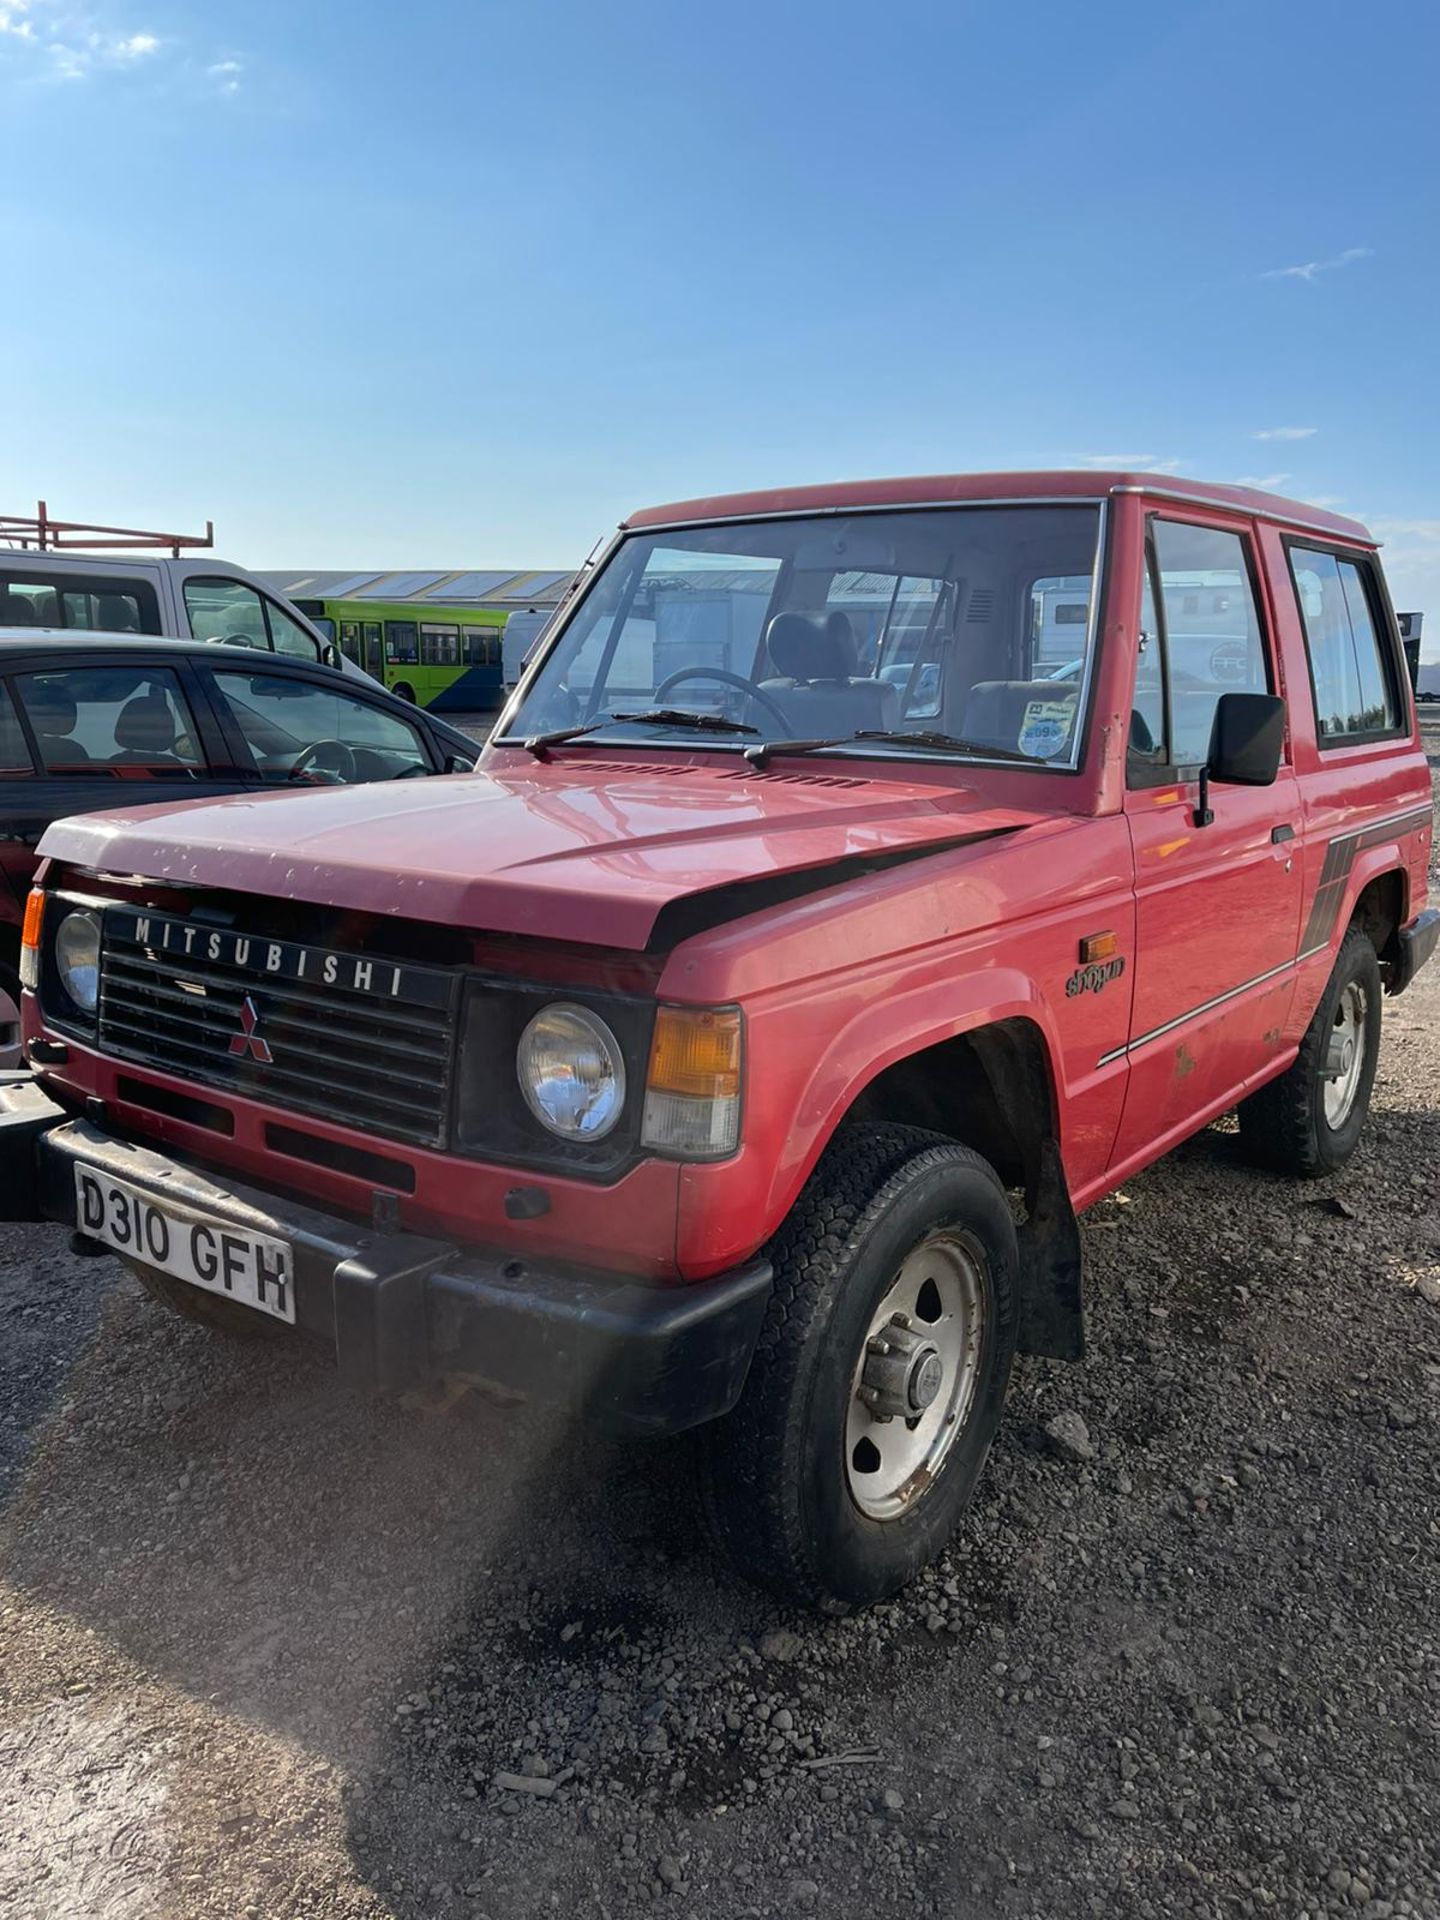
[1131,560,1165,757]
[0,574,160,633]
[263,598,322,661]
[209,671,432,783]
[1147,521,1270,767]
[0,683,35,774]
[14,668,204,776]
[420,623,459,667]
[1289,547,1402,742]
[385,621,419,665]
[184,578,269,649]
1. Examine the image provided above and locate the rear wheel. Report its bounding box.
[1238,925,1382,1176]
[128,1261,288,1338]
[696,1124,1019,1611]
[393,682,417,705]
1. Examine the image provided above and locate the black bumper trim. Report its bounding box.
[35,1117,772,1437]
[1391,908,1440,996]
[0,1071,67,1222]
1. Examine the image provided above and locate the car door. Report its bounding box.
[1,653,253,869]
[199,661,444,787]
[1110,514,1302,1170]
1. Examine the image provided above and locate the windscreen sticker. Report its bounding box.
[1017,699,1075,759]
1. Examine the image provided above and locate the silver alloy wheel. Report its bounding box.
[844,1230,987,1521]
[1322,979,1368,1128]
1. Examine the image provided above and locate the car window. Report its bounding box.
[209,671,433,783]
[1147,521,1270,767]
[184,578,271,650]
[263,597,323,661]
[1289,547,1401,742]
[14,667,205,777]
[0,574,160,634]
[0,683,35,775]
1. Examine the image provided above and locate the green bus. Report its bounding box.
[290,598,507,710]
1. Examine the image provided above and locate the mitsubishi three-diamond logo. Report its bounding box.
[229,994,274,1064]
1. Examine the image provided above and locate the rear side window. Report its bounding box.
[0,573,161,635]
[14,668,204,776]
[1288,547,1402,742]
[1137,521,1270,769]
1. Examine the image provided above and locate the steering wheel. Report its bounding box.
[289,739,357,784]
[653,666,795,735]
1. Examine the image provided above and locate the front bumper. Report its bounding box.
[1392,908,1439,996]
[20,1110,772,1437]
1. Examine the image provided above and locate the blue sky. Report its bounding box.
[2,0,1437,653]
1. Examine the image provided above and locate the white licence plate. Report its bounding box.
[74,1166,297,1325]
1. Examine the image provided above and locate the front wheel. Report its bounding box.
[696,1125,1019,1611]
[392,682,417,705]
[1237,925,1382,1176]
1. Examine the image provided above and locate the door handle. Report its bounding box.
[1271,824,1295,845]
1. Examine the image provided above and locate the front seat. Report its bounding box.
[111,691,181,765]
[959,679,1080,759]
[1,594,37,626]
[759,611,899,735]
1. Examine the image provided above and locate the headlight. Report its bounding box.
[517,1003,626,1140]
[54,909,100,1013]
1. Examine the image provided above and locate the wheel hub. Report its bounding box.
[858,1312,945,1422]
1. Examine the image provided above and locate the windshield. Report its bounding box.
[500,503,1103,765]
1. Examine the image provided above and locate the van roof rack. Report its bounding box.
[0,500,215,559]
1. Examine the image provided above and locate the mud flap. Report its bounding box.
[1016,1138,1085,1361]
[0,1071,66,1223]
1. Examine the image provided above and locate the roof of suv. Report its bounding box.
[622,470,1373,546]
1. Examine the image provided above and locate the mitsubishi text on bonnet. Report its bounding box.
[6,471,1434,1610]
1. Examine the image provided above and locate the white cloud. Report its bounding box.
[0,6,186,81]
[1228,473,1291,491]
[0,3,36,39]
[1077,453,1185,473]
[1253,426,1317,442]
[1262,247,1373,283]
[207,55,241,92]
[113,28,155,56]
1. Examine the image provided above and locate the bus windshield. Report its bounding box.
[500,503,1103,766]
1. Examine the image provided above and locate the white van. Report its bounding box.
[0,551,373,682]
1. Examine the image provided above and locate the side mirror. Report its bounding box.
[444,752,478,774]
[1194,691,1284,827]
[323,641,343,669]
[1208,691,1285,785]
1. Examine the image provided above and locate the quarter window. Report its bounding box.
[1137,521,1270,769]
[1289,547,1401,741]
[14,668,204,776]
[0,573,160,633]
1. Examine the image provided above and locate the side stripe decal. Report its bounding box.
[1299,805,1430,956]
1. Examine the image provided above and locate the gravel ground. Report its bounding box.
[1,719,1436,1920]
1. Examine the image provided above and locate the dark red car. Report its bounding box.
[5,473,1434,1608]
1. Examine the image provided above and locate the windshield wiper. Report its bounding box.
[522,706,758,759]
[745,730,1046,769]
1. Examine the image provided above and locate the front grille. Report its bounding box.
[97,907,458,1148]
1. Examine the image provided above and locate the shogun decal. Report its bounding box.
[1066,955,1126,997]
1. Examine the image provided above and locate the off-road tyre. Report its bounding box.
[127,1260,290,1338]
[696,1123,1019,1611]
[1237,925,1382,1177]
